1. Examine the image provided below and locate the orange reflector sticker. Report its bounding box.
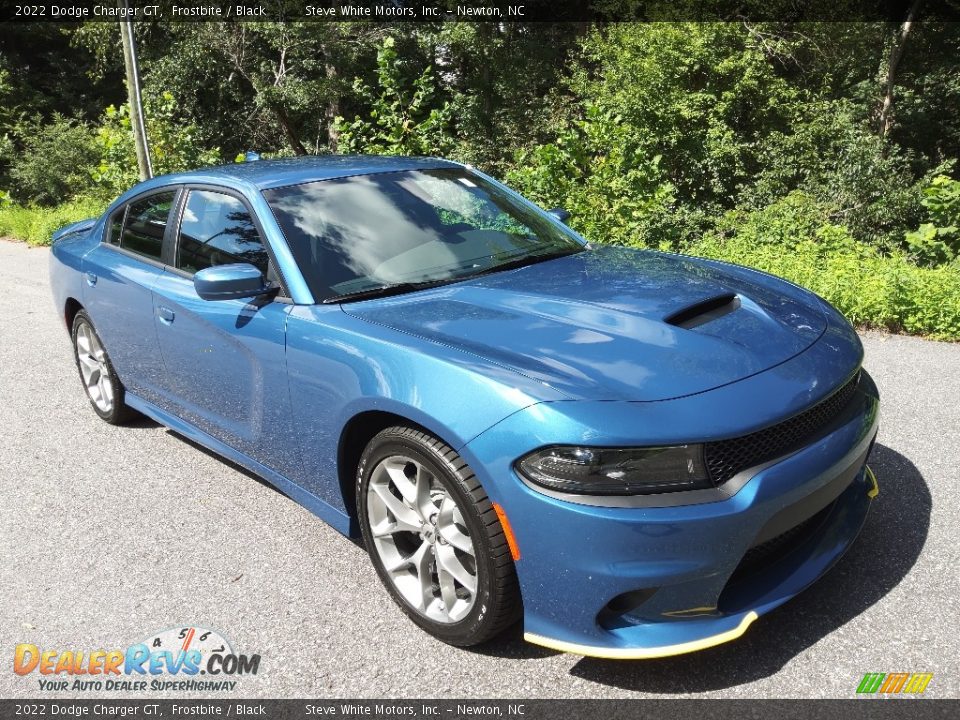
[492,502,521,562]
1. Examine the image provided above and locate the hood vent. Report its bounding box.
[664,293,741,329]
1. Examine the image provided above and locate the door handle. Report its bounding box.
[157,306,175,324]
[85,272,97,287]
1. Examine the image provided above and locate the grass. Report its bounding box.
[0,197,107,247]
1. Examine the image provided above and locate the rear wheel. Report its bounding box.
[71,310,137,425]
[357,425,521,646]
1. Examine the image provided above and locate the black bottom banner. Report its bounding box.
[0,699,955,720]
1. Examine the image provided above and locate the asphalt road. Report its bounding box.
[1,238,958,699]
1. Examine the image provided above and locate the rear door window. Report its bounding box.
[120,192,176,261]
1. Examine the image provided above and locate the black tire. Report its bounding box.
[357,425,522,646]
[71,310,137,425]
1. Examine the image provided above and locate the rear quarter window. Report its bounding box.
[106,207,125,246]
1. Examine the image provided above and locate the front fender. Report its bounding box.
[284,304,566,515]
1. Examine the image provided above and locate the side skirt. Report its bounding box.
[125,393,355,537]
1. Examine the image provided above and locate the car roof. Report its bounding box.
[165,154,464,191]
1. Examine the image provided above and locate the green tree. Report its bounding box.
[92,93,222,197]
[416,22,583,172]
[507,106,676,248]
[138,22,386,157]
[571,24,798,210]
[7,115,98,204]
[334,37,453,156]
[905,175,960,264]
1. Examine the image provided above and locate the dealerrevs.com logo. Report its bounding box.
[14,626,261,693]
[856,672,934,696]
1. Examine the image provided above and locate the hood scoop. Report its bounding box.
[664,293,741,330]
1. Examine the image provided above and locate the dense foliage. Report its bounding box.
[1,20,958,338]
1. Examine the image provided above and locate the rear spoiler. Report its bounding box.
[52,217,97,243]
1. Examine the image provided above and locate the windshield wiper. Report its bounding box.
[322,277,460,304]
[323,247,584,304]
[469,247,583,278]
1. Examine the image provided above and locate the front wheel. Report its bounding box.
[357,426,521,646]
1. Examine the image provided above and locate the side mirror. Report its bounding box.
[547,208,571,223]
[194,263,270,301]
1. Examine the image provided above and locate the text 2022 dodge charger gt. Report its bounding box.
[49,155,879,658]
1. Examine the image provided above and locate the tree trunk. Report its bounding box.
[273,104,307,155]
[325,61,339,152]
[479,24,495,131]
[878,0,925,137]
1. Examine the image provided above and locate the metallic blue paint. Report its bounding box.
[49,156,878,655]
[192,263,269,301]
[78,243,169,404]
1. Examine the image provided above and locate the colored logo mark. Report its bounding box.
[857,672,933,695]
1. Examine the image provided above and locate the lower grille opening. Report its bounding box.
[723,500,836,590]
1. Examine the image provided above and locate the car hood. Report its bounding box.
[344,246,827,401]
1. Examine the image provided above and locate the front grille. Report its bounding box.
[704,370,861,485]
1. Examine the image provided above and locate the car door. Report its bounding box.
[81,189,177,405]
[151,186,298,475]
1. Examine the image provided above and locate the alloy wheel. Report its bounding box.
[366,454,478,623]
[75,321,114,414]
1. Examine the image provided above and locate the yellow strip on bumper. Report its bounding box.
[865,465,879,499]
[524,610,759,660]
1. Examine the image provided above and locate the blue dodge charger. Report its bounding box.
[49,155,879,658]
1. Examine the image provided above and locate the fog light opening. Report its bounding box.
[597,588,658,629]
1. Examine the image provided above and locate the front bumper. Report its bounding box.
[462,372,879,658]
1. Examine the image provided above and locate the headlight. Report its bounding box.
[515,445,712,496]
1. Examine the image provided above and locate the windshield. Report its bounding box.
[263,168,583,301]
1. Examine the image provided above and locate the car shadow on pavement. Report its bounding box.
[469,623,561,660]
[565,443,931,692]
[124,415,161,430]
[164,429,291,495]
